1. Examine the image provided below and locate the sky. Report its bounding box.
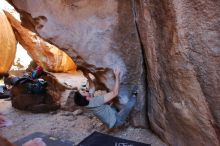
[1,0,32,70]
[11,44,32,70]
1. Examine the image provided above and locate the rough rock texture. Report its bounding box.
[8,0,147,127]
[4,11,77,73]
[42,73,66,103]
[135,0,220,145]
[0,9,16,75]
[4,71,66,113]
[10,81,60,113]
[6,0,220,145]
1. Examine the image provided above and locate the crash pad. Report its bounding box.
[77,131,150,146]
[13,132,74,146]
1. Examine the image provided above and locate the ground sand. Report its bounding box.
[0,72,167,145]
[0,99,167,146]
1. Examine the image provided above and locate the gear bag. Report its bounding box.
[27,79,47,94]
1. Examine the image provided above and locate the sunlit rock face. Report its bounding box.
[4,11,77,73]
[135,0,220,145]
[8,0,147,127]
[0,9,16,75]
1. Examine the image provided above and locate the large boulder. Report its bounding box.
[6,72,66,113]
[8,0,220,145]
[0,9,16,76]
[7,0,147,127]
[135,0,220,145]
[4,11,77,73]
[10,79,60,113]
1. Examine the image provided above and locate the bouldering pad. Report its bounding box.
[14,132,74,146]
[77,131,150,146]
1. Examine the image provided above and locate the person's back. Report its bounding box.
[86,95,117,128]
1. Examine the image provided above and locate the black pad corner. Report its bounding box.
[77,131,150,146]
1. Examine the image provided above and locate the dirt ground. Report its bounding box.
[0,99,167,146]
[0,71,167,145]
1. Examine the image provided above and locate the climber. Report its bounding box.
[74,68,138,128]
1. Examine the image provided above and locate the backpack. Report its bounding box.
[26,79,47,94]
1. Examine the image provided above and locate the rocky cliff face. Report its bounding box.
[4,11,77,73]
[7,0,147,128]
[135,0,220,145]
[5,0,220,145]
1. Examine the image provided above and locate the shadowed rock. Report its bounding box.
[6,0,147,128]
[3,0,220,145]
[135,0,220,145]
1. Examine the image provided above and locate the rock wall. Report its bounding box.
[135,0,220,145]
[0,9,16,75]
[4,11,77,73]
[8,0,147,127]
[6,0,220,145]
